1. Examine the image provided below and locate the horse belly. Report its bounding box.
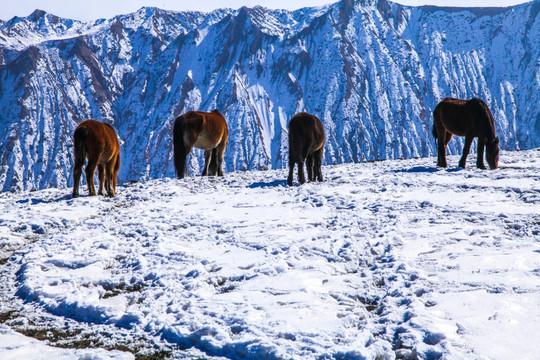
[442,118,468,136]
[445,126,468,137]
[439,105,472,137]
[193,133,220,150]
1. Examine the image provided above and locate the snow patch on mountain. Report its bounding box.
[0,0,538,192]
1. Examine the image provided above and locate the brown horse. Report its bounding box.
[173,110,229,178]
[287,112,325,186]
[72,120,121,198]
[433,97,499,170]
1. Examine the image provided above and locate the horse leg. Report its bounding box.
[215,138,227,177]
[202,150,212,176]
[105,175,112,197]
[476,139,487,169]
[85,158,98,196]
[103,163,114,197]
[287,157,295,186]
[208,149,218,176]
[110,153,120,197]
[314,149,324,182]
[306,154,314,182]
[436,130,450,167]
[97,164,106,196]
[298,159,306,184]
[72,160,84,198]
[458,136,474,168]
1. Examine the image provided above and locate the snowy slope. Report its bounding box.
[0,149,539,359]
[0,0,539,193]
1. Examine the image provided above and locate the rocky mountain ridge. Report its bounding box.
[0,0,538,191]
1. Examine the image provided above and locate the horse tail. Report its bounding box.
[173,116,187,178]
[114,150,121,176]
[288,117,304,164]
[432,105,440,141]
[73,125,88,165]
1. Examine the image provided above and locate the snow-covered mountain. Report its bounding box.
[0,0,538,192]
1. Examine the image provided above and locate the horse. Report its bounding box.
[432,97,500,170]
[72,120,121,198]
[173,110,229,179]
[287,112,325,186]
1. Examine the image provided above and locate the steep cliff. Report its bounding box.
[0,0,538,191]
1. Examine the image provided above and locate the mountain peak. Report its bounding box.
[340,0,378,9]
[28,9,47,20]
[27,9,61,24]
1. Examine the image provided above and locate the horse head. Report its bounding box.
[486,137,500,169]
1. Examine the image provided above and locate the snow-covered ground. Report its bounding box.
[0,149,539,359]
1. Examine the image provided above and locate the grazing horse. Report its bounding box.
[433,97,500,169]
[72,120,121,198]
[287,112,325,186]
[173,110,229,178]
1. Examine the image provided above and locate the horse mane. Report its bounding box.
[471,98,497,142]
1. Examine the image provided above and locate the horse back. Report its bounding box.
[435,97,497,139]
[200,110,228,133]
[183,111,228,149]
[434,98,472,137]
[289,112,325,151]
[76,120,120,162]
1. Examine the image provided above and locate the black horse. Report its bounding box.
[433,97,499,169]
[287,112,325,186]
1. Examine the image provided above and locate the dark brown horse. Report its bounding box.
[72,120,121,198]
[173,110,229,178]
[287,112,325,186]
[433,97,499,169]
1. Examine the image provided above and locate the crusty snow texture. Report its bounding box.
[1,149,539,359]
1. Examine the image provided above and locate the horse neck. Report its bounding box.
[476,103,497,142]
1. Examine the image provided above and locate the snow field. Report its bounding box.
[0,149,539,359]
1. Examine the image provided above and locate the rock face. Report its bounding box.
[0,0,538,191]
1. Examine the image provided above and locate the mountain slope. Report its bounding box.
[0,0,538,192]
